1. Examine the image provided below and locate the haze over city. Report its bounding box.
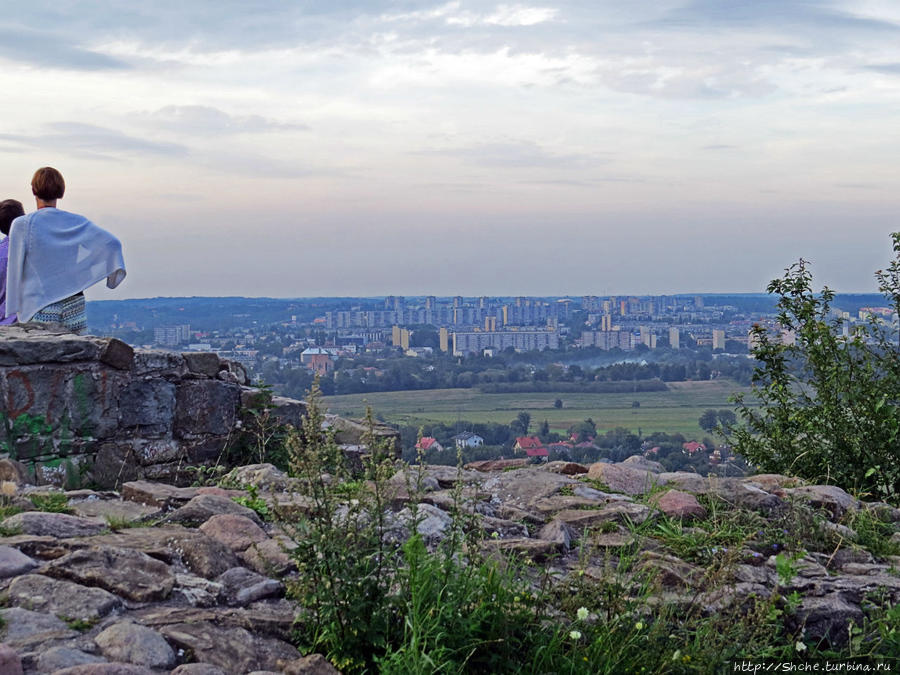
[1,1,899,298]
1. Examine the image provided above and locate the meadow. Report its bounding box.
[323,379,754,438]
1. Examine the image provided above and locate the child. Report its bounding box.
[0,198,25,325]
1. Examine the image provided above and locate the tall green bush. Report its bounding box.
[731,233,900,501]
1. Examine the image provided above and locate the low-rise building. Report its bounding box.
[452,432,484,449]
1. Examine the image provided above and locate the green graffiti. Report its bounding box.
[72,373,96,437]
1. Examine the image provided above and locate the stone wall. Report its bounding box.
[0,324,398,488]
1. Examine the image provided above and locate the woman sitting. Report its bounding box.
[6,167,126,334]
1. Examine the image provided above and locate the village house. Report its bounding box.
[452,432,484,449]
[683,441,707,455]
[415,436,443,453]
[513,436,544,453]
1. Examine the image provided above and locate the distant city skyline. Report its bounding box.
[2,2,899,300]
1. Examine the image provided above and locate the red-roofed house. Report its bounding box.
[416,437,443,452]
[514,436,543,452]
[525,447,549,460]
[682,441,706,455]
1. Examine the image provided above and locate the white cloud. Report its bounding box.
[448,4,558,27]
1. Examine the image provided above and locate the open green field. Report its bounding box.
[323,379,754,438]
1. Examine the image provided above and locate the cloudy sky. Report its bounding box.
[1,1,899,299]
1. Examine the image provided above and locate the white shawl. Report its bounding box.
[6,208,126,323]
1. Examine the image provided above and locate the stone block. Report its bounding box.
[99,338,135,370]
[134,439,185,466]
[133,349,187,377]
[92,442,141,489]
[174,381,241,438]
[34,454,93,488]
[0,365,122,441]
[184,437,228,464]
[219,359,249,385]
[119,380,176,433]
[0,458,28,484]
[323,414,400,455]
[7,435,55,461]
[0,331,105,365]
[121,480,199,508]
[269,396,306,427]
[142,461,190,484]
[183,352,220,377]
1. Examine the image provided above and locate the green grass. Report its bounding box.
[324,379,754,437]
[29,493,72,514]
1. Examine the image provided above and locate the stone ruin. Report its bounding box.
[0,324,398,489]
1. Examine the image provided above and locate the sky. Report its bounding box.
[1,1,899,299]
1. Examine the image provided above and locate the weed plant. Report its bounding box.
[274,385,900,673]
[29,492,72,514]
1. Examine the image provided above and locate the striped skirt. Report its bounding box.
[32,293,87,335]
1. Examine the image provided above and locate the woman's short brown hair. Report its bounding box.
[31,167,66,201]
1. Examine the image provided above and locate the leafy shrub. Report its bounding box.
[223,384,291,470]
[277,385,900,673]
[731,234,900,502]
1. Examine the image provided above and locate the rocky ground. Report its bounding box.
[0,456,898,673]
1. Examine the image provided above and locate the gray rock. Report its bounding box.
[572,484,628,502]
[0,330,117,366]
[396,503,453,544]
[174,380,241,437]
[118,379,176,433]
[183,352,221,377]
[281,654,341,675]
[7,574,121,620]
[0,544,38,578]
[538,519,575,550]
[0,458,29,485]
[0,607,77,649]
[324,414,400,454]
[482,467,577,508]
[732,564,775,585]
[132,349,186,377]
[52,665,155,675]
[217,567,284,606]
[0,643,23,675]
[173,573,224,607]
[69,497,160,524]
[37,647,106,672]
[480,516,529,539]
[223,463,292,491]
[819,548,875,570]
[44,545,175,602]
[621,455,665,473]
[157,621,299,674]
[482,538,559,561]
[790,593,864,645]
[95,621,176,669]
[392,465,483,490]
[1,511,106,538]
[120,480,199,508]
[783,485,859,520]
[165,493,264,528]
[653,490,707,520]
[199,514,269,552]
[586,463,661,496]
[179,532,244,579]
[556,502,653,529]
[171,666,228,675]
[239,537,296,577]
